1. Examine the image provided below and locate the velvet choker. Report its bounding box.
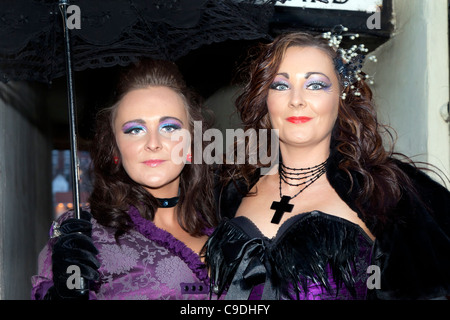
[156,196,179,208]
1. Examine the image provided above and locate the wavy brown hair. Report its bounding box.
[88,59,217,239]
[226,32,420,230]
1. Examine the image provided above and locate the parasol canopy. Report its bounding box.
[0,0,281,83]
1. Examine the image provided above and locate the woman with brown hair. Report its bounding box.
[32,59,218,299]
[204,29,450,300]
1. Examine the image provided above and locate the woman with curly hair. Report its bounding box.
[204,31,450,300]
[32,59,218,300]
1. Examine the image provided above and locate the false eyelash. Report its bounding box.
[270,81,290,90]
[123,125,146,134]
[306,80,331,90]
[159,123,181,132]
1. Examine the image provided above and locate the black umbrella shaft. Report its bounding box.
[59,0,90,299]
[59,0,81,220]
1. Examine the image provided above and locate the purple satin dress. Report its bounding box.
[31,206,213,300]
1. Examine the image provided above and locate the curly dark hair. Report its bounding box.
[226,31,420,228]
[88,59,218,239]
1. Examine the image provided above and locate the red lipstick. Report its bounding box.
[286,116,312,124]
[143,159,165,167]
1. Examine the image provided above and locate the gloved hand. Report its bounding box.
[44,211,100,300]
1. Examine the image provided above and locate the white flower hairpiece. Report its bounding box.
[322,25,377,99]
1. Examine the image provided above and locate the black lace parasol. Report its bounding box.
[0,0,282,83]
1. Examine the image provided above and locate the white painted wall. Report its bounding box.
[0,81,53,299]
[365,0,450,180]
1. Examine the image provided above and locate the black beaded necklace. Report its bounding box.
[270,159,328,224]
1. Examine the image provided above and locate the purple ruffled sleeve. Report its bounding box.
[31,242,54,300]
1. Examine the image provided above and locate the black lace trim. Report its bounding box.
[0,0,284,83]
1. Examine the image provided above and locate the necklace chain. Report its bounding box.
[278,159,328,200]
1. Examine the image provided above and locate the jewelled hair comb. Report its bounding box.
[322,25,377,99]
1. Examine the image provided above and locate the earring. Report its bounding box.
[186,153,192,163]
[113,156,119,164]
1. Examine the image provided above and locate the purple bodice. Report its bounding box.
[31,207,213,300]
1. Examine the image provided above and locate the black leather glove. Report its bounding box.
[44,211,100,300]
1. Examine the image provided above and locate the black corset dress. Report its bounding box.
[205,210,374,300]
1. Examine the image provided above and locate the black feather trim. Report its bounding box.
[271,212,370,298]
[204,218,249,298]
[204,211,373,299]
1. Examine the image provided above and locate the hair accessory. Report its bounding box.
[113,156,119,164]
[322,25,377,98]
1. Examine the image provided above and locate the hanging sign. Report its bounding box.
[276,0,382,13]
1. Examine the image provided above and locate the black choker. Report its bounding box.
[156,196,179,208]
[270,159,328,224]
